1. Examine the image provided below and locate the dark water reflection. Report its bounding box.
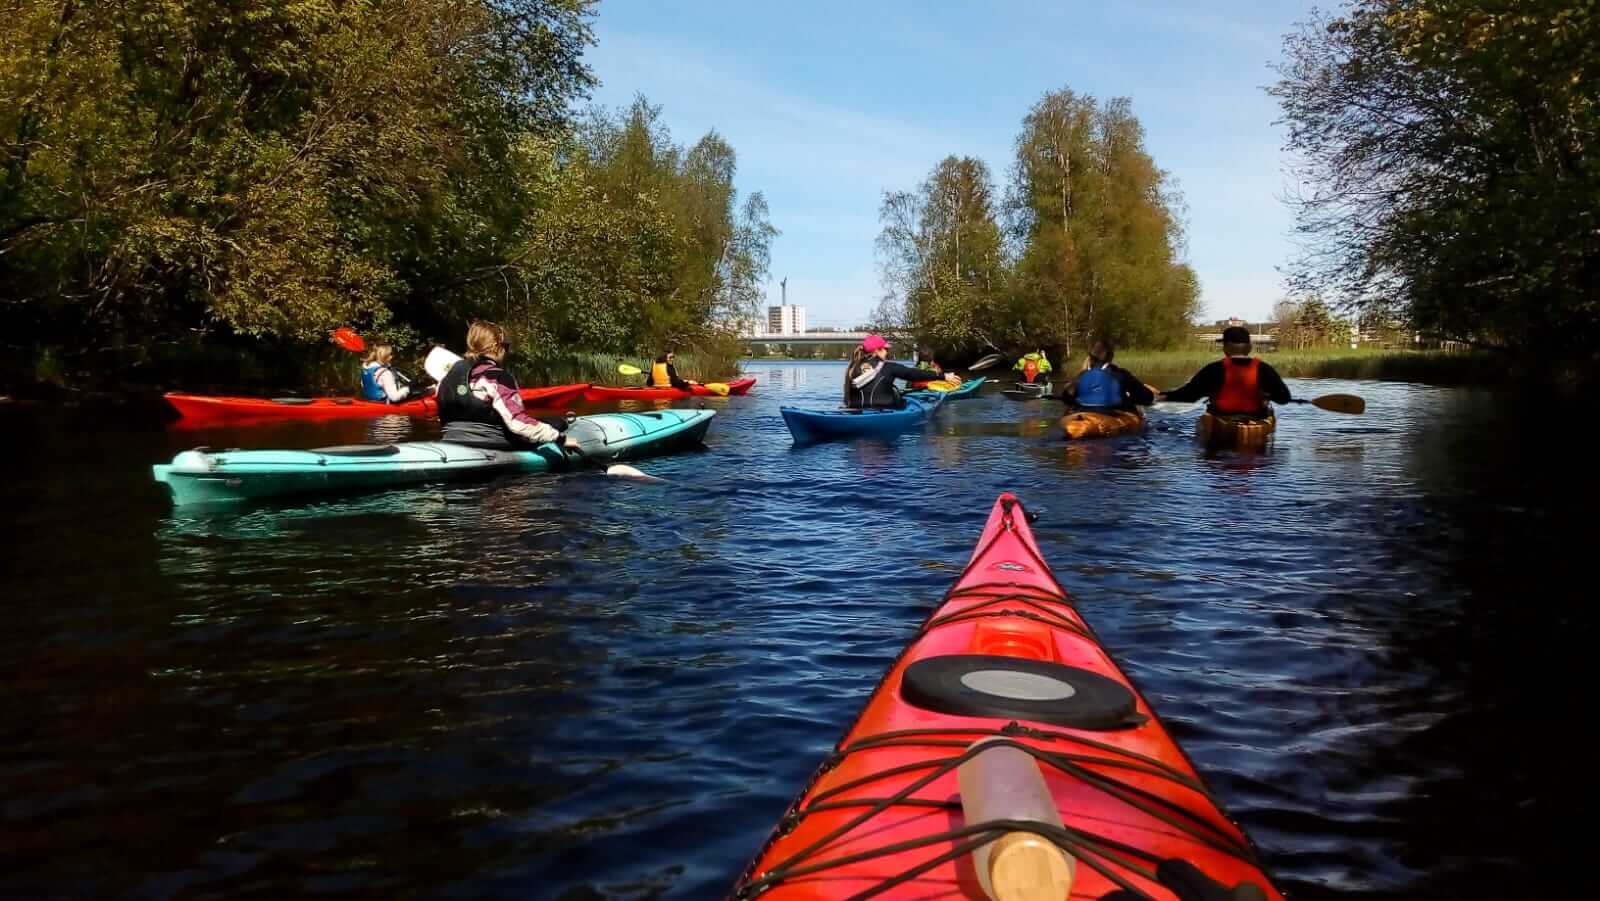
[0,363,1592,898]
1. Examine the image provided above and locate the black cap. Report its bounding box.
[1221,326,1251,344]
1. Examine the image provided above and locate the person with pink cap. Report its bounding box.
[844,335,959,408]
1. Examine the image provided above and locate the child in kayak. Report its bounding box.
[845,335,957,408]
[359,344,414,403]
[646,352,694,392]
[1159,326,1291,414]
[1063,341,1154,410]
[436,321,576,449]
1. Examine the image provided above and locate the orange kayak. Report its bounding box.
[733,492,1282,900]
[581,376,757,402]
[1061,408,1144,440]
[1196,410,1276,447]
[164,383,589,425]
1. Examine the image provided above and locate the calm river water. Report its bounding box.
[1,361,1590,898]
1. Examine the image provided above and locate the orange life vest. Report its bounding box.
[650,361,672,387]
[1214,357,1262,414]
[1022,359,1040,383]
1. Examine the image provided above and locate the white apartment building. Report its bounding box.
[766,304,807,336]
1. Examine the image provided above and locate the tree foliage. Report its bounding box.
[0,1,772,371]
[877,89,1197,360]
[1274,296,1351,348]
[1271,1,1600,358]
[876,155,1009,355]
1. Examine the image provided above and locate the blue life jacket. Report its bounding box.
[359,363,390,402]
[1074,365,1122,408]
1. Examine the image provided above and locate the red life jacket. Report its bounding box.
[1022,359,1040,383]
[1214,357,1262,414]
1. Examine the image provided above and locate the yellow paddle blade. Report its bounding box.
[617,363,642,376]
[1310,393,1365,414]
[923,380,958,392]
[704,382,730,396]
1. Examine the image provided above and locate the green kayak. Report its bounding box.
[153,409,714,505]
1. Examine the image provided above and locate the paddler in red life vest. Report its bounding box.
[1013,349,1052,384]
[1158,326,1291,414]
[646,352,694,391]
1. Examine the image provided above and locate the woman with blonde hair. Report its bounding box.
[359,343,415,403]
[436,321,575,449]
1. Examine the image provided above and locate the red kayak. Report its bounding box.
[733,493,1281,900]
[165,383,590,425]
[581,376,756,402]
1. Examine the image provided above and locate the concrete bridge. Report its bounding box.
[737,331,905,346]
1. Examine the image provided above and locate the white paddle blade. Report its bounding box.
[424,346,463,381]
[606,464,663,482]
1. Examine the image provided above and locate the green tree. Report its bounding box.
[1271,1,1600,358]
[0,0,599,350]
[876,155,1009,355]
[1005,89,1197,356]
[507,95,775,356]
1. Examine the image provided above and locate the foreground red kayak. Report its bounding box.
[733,493,1281,900]
[165,383,590,424]
[581,376,756,402]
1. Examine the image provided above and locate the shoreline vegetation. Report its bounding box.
[5,1,1594,403]
[1,4,772,402]
[745,348,1498,387]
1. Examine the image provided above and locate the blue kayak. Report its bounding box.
[780,394,944,445]
[153,409,715,505]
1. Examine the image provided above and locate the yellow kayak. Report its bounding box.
[1197,410,1276,447]
[1060,408,1144,440]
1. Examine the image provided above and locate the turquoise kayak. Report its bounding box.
[905,376,985,402]
[153,409,715,505]
[780,394,944,445]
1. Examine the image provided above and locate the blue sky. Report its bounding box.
[584,0,1317,327]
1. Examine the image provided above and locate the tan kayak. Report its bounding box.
[1197,409,1277,446]
[1060,407,1144,440]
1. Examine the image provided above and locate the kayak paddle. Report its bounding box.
[563,417,662,481]
[1144,392,1366,415]
[331,328,366,353]
[619,362,729,395]
[968,353,1004,372]
[1293,393,1366,414]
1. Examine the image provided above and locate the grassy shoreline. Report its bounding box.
[748,348,1498,386]
[1111,348,1493,385]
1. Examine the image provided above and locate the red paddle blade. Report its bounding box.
[331,328,366,352]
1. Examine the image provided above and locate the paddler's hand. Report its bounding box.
[561,436,581,451]
[945,373,962,386]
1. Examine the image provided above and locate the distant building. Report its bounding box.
[767,304,807,336]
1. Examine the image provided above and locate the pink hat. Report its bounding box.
[861,334,888,352]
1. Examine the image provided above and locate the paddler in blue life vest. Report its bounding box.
[845,335,958,408]
[646,352,695,392]
[1063,340,1153,410]
[360,343,423,403]
[1158,326,1291,414]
